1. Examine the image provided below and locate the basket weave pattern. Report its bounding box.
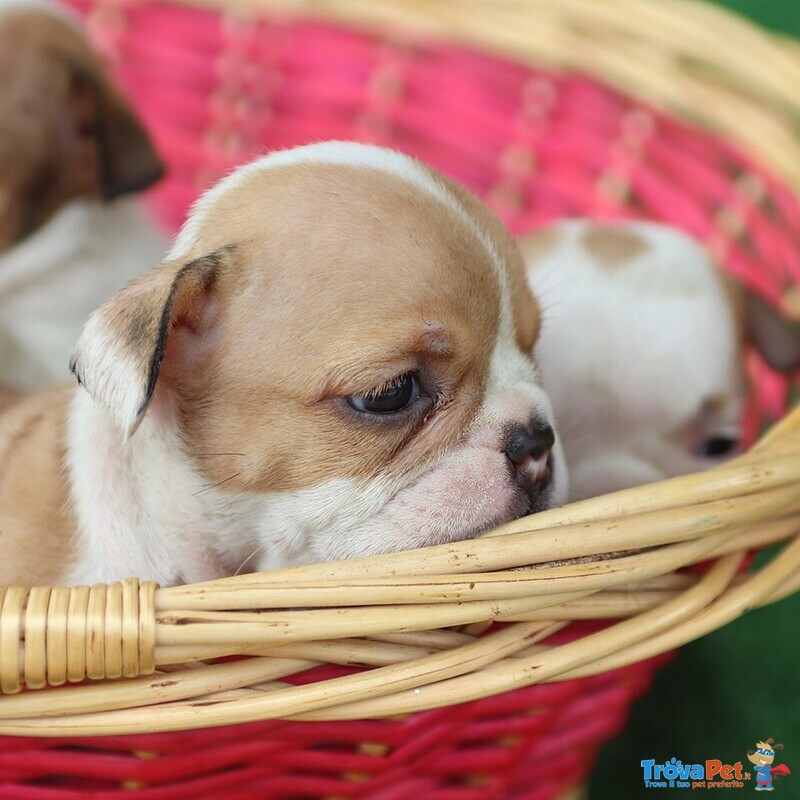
[1,0,799,797]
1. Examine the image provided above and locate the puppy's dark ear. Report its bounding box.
[70,248,233,438]
[744,288,800,372]
[66,59,164,200]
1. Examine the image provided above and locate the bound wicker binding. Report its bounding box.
[1,0,799,797]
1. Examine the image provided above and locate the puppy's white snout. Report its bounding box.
[504,420,555,495]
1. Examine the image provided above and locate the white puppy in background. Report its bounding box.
[521,220,800,501]
[0,0,166,391]
[0,141,567,588]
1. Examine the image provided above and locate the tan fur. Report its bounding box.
[0,385,76,586]
[115,165,503,492]
[715,270,746,342]
[0,385,23,413]
[518,226,563,268]
[434,172,541,352]
[0,6,162,252]
[581,224,649,268]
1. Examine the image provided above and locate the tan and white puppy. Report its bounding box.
[522,220,800,501]
[0,0,166,390]
[1,141,567,587]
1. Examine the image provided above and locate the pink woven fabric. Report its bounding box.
[83,0,799,423]
[2,1,797,797]
[0,658,668,798]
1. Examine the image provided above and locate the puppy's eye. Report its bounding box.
[699,434,739,458]
[349,373,419,414]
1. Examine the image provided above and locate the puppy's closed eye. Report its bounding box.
[348,372,421,415]
[697,432,740,459]
[692,395,742,460]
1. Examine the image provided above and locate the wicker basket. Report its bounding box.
[1,0,799,797]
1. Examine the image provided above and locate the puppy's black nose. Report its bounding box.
[505,421,555,468]
[504,420,555,506]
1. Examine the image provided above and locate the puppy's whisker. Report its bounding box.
[532,274,571,301]
[234,543,268,576]
[537,297,570,317]
[193,472,242,496]
[537,301,571,335]
[528,270,571,304]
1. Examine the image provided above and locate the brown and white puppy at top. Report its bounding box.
[0,141,567,587]
[0,0,165,391]
[521,220,800,501]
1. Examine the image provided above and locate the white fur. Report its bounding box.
[525,220,743,501]
[67,390,262,584]
[71,320,149,440]
[0,198,166,392]
[66,143,567,584]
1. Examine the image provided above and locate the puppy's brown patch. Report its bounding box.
[0,7,162,252]
[582,225,649,268]
[436,173,542,352]
[0,386,76,587]
[714,270,746,344]
[0,385,24,413]
[700,393,727,417]
[518,227,563,268]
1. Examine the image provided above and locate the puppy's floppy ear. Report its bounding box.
[743,288,800,372]
[65,58,164,200]
[70,248,233,438]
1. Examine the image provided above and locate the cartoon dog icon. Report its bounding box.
[747,739,791,791]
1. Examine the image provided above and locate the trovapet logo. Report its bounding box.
[640,738,791,791]
[640,758,747,790]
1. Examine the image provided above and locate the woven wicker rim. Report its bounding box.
[1,399,798,736]
[0,0,798,737]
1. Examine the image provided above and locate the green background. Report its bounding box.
[712,0,800,36]
[589,2,799,798]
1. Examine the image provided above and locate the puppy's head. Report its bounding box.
[72,142,567,566]
[523,220,800,501]
[0,0,163,253]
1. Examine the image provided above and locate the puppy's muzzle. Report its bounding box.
[504,419,555,510]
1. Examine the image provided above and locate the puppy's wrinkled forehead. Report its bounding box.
[172,144,509,360]
[174,144,503,272]
[172,142,503,265]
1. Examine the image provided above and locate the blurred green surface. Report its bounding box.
[588,2,800,798]
[713,0,800,36]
